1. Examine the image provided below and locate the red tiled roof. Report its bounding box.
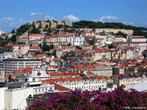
[95,76,103,79]
[36,54,46,57]
[115,65,124,69]
[74,77,84,81]
[21,37,28,39]
[64,72,79,76]
[30,34,44,36]
[30,46,40,49]
[53,58,63,61]
[5,74,10,77]
[94,50,101,53]
[42,78,67,83]
[5,44,19,47]
[50,73,66,77]
[86,71,93,75]
[111,74,123,78]
[0,36,5,39]
[74,65,95,69]
[13,67,32,74]
[52,82,71,91]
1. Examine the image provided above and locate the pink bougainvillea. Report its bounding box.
[28,85,147,110]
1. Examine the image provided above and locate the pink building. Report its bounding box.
[29,34,44,41]
[19,44,30,55]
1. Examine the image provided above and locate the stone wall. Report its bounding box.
[33,20,70,29]
[95,28,133,35]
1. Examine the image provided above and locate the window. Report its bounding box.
[37,72,41,76]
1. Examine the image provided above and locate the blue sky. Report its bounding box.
[0,0,147,33]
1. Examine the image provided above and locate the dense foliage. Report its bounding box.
[133,30,147,38]
[0,37,9,47]
[72,20,147,30]
[0,48,9,53]
[42,42,54,52]
[16,23,32,35]
[28,85,147,110]
[30,26,40,34]
[61,52,76,60]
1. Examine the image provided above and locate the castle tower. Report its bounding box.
[64,20,70,26]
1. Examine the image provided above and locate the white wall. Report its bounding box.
[0,87,7,110]
[5,88,33,110]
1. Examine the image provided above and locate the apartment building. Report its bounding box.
[29,34,44,41]
[3,58,41,74]
[0,52,12,69]
[74,64,113,77]
[69,35,85,46]
[128,36,147,42]
[119,76,147,87]
[42,76,112,91]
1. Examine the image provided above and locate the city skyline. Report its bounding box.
[0,0,147,33]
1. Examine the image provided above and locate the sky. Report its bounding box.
[0,0,147,33]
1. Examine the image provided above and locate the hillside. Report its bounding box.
[11,20,147,38]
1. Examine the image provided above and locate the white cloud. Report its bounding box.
[137,21,147,27]
[3,17,14,21]
[95,16,120,22]
[30,12,54,20]
[63,15,79,22]
[0,17,25,33]
[122,21,134,25]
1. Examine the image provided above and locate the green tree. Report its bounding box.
[10,35,16,43]
[31,27,40,34]
[116,31,127,38]
[38,24,42,29]
[67,43,71,46]
[45,25,48,28]
[107,82,113,90]
[56,25,63,29]
[0,48,9,53]
[43,42,54,52]
[16,23,32,35]
[17,42,26,44]
[108,44,115,49]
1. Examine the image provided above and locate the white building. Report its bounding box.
[43,76,112,91]
[69,35,85,46]
[0,81,70,110]
[4,83,59,110]
[60,79,110,91]
[0,86,7,110]
[29,34,44,41]
[126,49,134,59]
[128,36,147,42]
[3,58,41,74]
[119,76,147,88]
[0,29,4,35]
[0,52,13,69]
[115,36,127,42]
[93,50,102,61]
[27,67,50,82]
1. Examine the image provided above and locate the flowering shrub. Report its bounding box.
[28,85,147,110]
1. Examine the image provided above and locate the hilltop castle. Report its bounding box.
[33,20,70,29]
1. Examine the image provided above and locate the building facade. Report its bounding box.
[3,58,41,74]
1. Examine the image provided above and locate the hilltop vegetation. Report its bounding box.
[72,20,147,30]
[73,21,147,38]
[10,20,147,38]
